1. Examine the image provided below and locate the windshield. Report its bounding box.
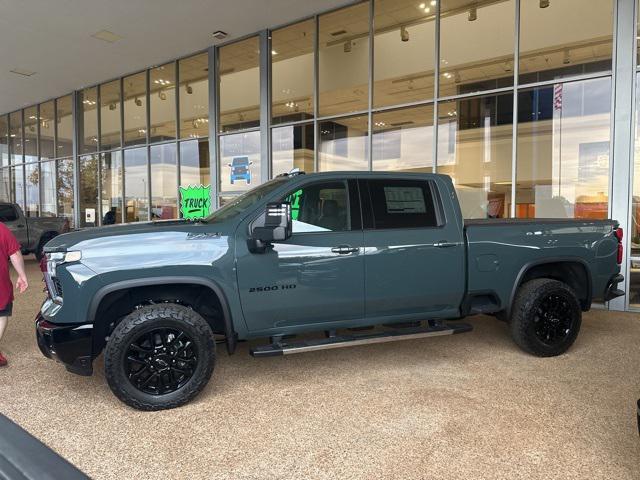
[204,177,290,223]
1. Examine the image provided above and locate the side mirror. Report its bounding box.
[248,202,292,253]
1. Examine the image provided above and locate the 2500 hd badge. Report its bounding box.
[36,171,624,411]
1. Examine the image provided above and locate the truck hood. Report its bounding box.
[44,219,233,252]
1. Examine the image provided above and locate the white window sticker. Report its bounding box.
[383,186,426,213]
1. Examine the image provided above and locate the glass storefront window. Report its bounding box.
[123,72,148,147]
[630,73,640,258]
[0,115,7,167]
[373,0,435,108]
[150,143,178,219]
[124,147,149,222]
[79,87,98,154]
[24,106,38,162]
[219,37,260,133]
[56,158,74,227]
[372,104,434,172]
[100,80,122,151]
[516,77,611,219]
[272,20,315,124]
[9,111,22,164]
[39,101,55,161]
[0,168,10,203]
[41,160,56,217]
[520,0,613,85]
[56,95,73,158]
[11,165,24,210]
[439,0,515,98]
[79,155,99,227]
[150,63,177,142]
[272,123,315,176]
[24,162,39,217]
[180,139,210,186]
[318,115,369,171]
[219,131,261,193]
[101,151,122,225]
[437,93,513,219]
[318,3,370,117]
[179,53,209,139]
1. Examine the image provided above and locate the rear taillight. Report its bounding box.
[615,227,623,264]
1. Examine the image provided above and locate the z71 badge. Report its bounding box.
[249,284,297,293]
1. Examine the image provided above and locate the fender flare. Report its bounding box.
[506,257,593,317]
[88,276,237,354]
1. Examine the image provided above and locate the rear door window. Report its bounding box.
[366,179,439,229]
[0,205,18,222]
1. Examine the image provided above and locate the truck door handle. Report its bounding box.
[331,245,359,255]
[433,241,456,248]
[16,224,25,228]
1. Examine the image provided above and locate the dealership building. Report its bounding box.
[0,0,639,310]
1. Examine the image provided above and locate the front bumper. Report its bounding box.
[35,313,93,376]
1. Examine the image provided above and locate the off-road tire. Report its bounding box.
[104,303,216,411]
[35,232,58,261]
[509,278,582,357]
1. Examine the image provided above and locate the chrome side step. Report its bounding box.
[250,322,473,357]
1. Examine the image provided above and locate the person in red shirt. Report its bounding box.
[0,223,28,366]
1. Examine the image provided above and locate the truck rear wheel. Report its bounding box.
[104,303,216,411]
[509,278,581,357]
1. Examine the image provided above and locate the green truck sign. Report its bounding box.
[179,185,212,219]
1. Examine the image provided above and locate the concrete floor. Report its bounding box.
[1,258,639,479]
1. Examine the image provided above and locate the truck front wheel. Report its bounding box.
[509,278,582,357]
[104,303,216,411]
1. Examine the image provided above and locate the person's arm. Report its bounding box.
[9,251,27,293]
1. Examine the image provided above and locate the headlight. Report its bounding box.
[46,251,81,277]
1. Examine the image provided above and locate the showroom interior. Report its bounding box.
[0,0,638,309]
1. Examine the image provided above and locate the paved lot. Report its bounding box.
[1,258,639,479]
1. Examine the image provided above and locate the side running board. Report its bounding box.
[250,322,473,357]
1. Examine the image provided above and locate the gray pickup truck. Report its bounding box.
[35,171,624,410]
[0,203,69,259]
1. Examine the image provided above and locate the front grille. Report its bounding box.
[53,278,63,298]
[44,272,63,301]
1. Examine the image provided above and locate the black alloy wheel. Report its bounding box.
[125,328,198,395]
[533,293,574,346]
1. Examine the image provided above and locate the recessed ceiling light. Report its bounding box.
[91,30,123,43]
[212,30,228,40]
[272,50,278,55]
[10,68,36,77]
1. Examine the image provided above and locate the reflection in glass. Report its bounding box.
[25,162,39,217]
[123,72,147,147]
[629,263,640,307]
[79,155,99,227]
[79,87,98,154]
[12,165,24,209]
[372,105,434,172]
[318,115,368,171]
[57,158,74,227]
[150,63,176,141]
[272,123,315,176]
[219,37,260,132]
[100,80,121,151]
[630,73,640,256]
[24,106,38,162]
[439,0,515,98]
[150,143,178,219]
[272,20,315,124]
[373,0,435,108]
[180,139,210,187]
[520,0,613,85]
[516,78,611,219]
[41,160,56,217]
[179,53,209,139]
[319,3,370,117]
[0,116,7,167]
[437,94,513,219]
[57,96,73,158]
[101,151,123,225]
[124,147,149,222]
[219,131,260,193]
[9,111,22,164]
[39,101,55,161]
